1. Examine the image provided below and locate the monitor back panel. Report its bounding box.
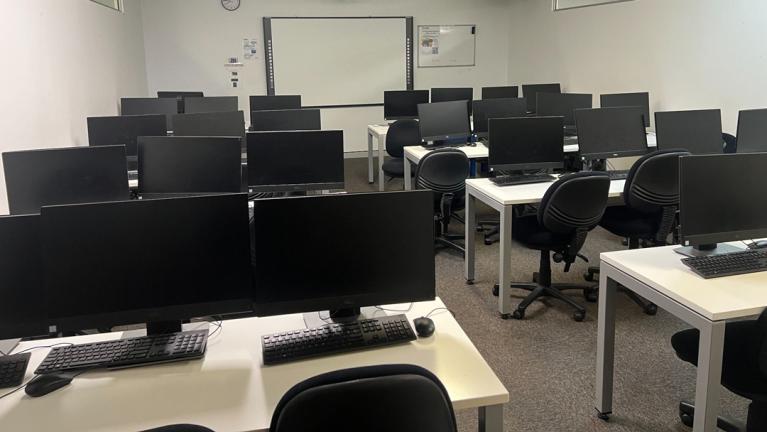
[183,96,239,114]
[87,114,168,156]
[482,86,519,99]
[384,90,430,120]
[120,98,177,130]
[655,109,723,155]
[417,101,471,142]
[172,111,246,138]
[430,88,474,116]
[249,95,302,112]
[521,83,561,113]
[575,107,648,159]
[472,98,528,136]
[600,92,650,127]
[3,146,130,215]
[488,116,564,171]
[250,109,321,132]
[736,108,767,153]
[536,93,593,126]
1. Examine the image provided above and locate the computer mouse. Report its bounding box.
[25,373,74,398]
[467,142,477,147]
[413,317,435,338]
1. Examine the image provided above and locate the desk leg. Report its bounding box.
[478,404,503,432]
[404,158,412,191]
[465,191,476,284]
[367,131,374,184]
[692,321,725,432]
[596,273,618,419]
[378,133,386,192]
[497,206,513,317]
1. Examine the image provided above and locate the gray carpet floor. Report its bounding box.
[345,157,748,432]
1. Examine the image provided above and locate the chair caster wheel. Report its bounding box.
[500,313,511,320]
[512,309,525,320]
[466,279,474,285]
[679,413,693,427]
[484,239,493,246]
[597,412,610,421]
[573,311,586,322]
[583,288,598,303]
[583,271,596,282]
[476,226,484,232]
[492,284,499,296]
[644,303,658,316]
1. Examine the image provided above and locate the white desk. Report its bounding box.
[595,245,767,432]
[367,124,390,191]
[464,178,627,316]
[0,298,509,432]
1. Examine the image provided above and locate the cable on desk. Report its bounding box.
[10,342,75,356]
[424,307,454,318]
[375,303,414,313]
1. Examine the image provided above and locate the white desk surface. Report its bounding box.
[367,124,390,136]
[0,298,508,432]
[404,143,490,161]
[601,244,767,321]
[466,177,626,206]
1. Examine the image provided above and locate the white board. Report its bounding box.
[418,25,476,68]
[265,17,412,107]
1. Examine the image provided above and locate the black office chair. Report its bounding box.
[415,148,471,257]
[382,119,421,184]
[584,150,690,315]
[503,172,610,321]
[142,425,214,432]
[671,309,767,432]
[270,364,457,432]
[723,132,738,154]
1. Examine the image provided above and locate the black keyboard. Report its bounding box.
[607,170,629,180]
[0,353,30,389]
[262,314,417,365]
[490,174,556,186]
[35,330,208,375]
[682,249,767,279]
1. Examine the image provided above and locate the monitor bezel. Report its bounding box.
[576,107,650,160]
[488,117,565,172]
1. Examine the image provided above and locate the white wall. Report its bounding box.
[507,0,767,134]
[0,0,148,215]
[140,0,512,152]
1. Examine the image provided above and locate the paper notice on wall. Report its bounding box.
[419,27,440,57]
[243,39,258,60]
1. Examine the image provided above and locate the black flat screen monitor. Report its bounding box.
[184,96,239,114]
[138,136,243,196]
[172,111,245,138]
[679,153,767,249]
[536,93,593,127]
[87,114,167,157]
[472,98,528,138]
[249,95,302,112]
[250,109,321,132]
[0,214,48,340]
[251,191,435,317]
[655,109,723,155]
[600,92,650,127]
[736,109,767,154]
[157,91,205,114]
[575,107,649,160]
[246,130,344,192]
[41,194,253,332]
[522,83,561,113]
[3,146,130,215]
[384,90,430,120]
[417,101,471,142]
[430,88,474,116]
[482,86,519,99]
[488,117,565,171]
[120,98,177,129]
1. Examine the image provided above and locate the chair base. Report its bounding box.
[436,234,465,257]
[583,266,658,315]
[679,401,746,432]
[495,281,589,322]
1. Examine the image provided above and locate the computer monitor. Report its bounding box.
[522,83,561,113]
[736,109,767,153]
[417,100,471,142]
[430,87,474,116]
[138,136,243,197]
[246,130,344,192]
[251,191,435,320]
[183,96,239,114]
[575,107,649,160]
[536,93,593,127]
[250,95,302,112]
[250,109,321,132]
[678,153,767,256]
[157,91,204,113]
[2,146,130,215]
[655,109,723,155]
[0,214,49,340]
[482,86,519,99]
[384,90,430,120]
[488,117,565,171]
[472,98,528,138]
[120,98,177,130]
[87,114,168,157]
[600,92,651,127]
[41,193,253,334]
[172,111,245,138]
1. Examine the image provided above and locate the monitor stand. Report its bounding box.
[303,307,388,329]
[583,159,607,172]
[0,339,20,355]
[146,320,183,336]
[674,243,743,258]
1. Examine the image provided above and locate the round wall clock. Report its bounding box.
[221,0,241,12]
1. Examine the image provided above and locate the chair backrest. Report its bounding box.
[141,425,214,432]
[722,132,737,154]
[386,119,422,158]
[623,149,690,213]
[414,148,470,195]
[538,172,610,235]
[270,364,458,432]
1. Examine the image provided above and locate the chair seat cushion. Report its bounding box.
[382,158,407,177]
[599,206,659,238]
[512,215,571,251]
